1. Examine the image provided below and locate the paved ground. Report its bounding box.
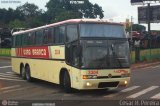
[0,59,160,106]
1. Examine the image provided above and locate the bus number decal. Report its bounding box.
[114,70,128,73]
[55,50,60,55]
[88,70,98,75]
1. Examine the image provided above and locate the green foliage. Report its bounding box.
[53,10,82,23]
[46,0,104,22]
[127,24,146,32]
[26,16,45,28]
[16,2,45,28]
[9,19,26,28]
[16,2,42,18]
[132,24,146,32]
[0,0,104,29]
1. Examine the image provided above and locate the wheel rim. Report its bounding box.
[26,67,30,80]
[22,68,25,78]
[63,75,67,87]
[63,72,70,88]
[26,71,29,80]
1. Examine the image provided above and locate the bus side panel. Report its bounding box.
[11,48,19,74]
[70,67,81,89]
[30,59,65,84]
[11,58,20,74]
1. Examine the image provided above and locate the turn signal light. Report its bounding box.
[83,75,97,79]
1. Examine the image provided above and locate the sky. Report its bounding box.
[0,0,160,30]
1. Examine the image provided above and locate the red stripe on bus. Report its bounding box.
[16,46,49,59]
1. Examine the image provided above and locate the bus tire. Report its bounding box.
[63,71,72,93]
[25,65,32,82]
[21,66,26,80]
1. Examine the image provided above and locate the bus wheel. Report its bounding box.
[63,71,72,93]
[25,66,32,82]
[21,66,26,80]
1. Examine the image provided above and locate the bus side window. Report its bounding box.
[59,26,65,44]
[21,34,24,46]
[55,26,65,44]
[44,29,49,44]
[27,32,35,46]
[51,27,55,44]
[66,25,78,43]
[31,32,36,45]
[27,33,31,45]
[15,35,22,47]
[12,36,15,48]
[43,28,54,45]
[23,33,28,46]
[48,28,54,44]
[35,30,44,45]
[54,27,60,44]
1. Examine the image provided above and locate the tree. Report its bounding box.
[132,24,146,32]
[0,1,104,29]
[0,8,9,26]
[53,10,82,22]
[16,2,44,28]
[16,2,42,18]
[127,24,146,32]
[46,0,104,22]
[9,19,27,28]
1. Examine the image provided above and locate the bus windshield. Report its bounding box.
[81,40,130,69]
[80,24,126,38]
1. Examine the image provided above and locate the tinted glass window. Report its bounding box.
[55,26,65,44]
[15,35,21,47]
[21,33,28,46]
[59,26,65,43]
[80,24,126,38]
[35,30,44,45]
[43,28,54,44]
[66,25,78,42]
[28,32,35,45]
[55,27,60,44]
[48,28,54,44]
[12,36,15,47]
[44,29,49,44]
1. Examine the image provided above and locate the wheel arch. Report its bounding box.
[59,68,70,85]
[25,63,30,68]
[20,63,24,74]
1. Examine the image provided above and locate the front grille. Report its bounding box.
[97,76,121,79]
[98,82,119,88]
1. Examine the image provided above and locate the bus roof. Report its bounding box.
[13,19,124,36]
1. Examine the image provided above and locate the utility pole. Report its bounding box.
[147,3,152,58]
[131,16,133,41]
[147,3,151,36]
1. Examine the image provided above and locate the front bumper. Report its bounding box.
[76,77,130,90]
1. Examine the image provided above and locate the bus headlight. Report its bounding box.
[124,80,128,85]
[83,75,97,79]
[86,82,92,86]
[121,73,130,77]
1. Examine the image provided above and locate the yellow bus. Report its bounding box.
[11,19,130,92]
